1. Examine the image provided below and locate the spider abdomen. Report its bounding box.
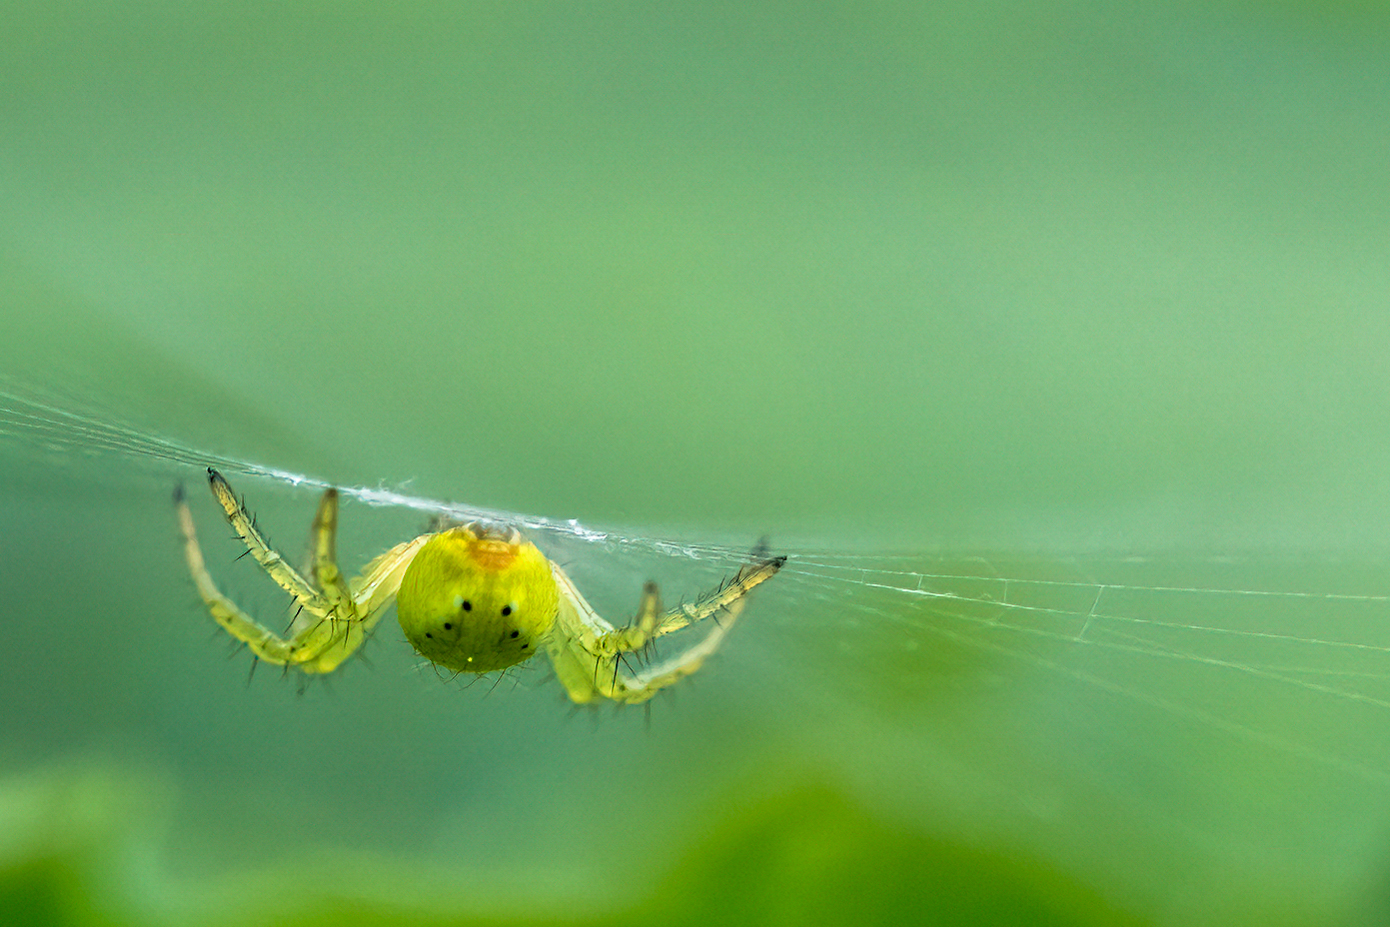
[396,525,558,673]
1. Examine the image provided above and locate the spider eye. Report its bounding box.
[462,600,472,611]
[501,604,514,617]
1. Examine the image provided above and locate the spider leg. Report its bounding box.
[546,546,784,705]
[177,471,396,674]
[609,613,737,703]
[177,487,335,670]
[601,551,786,656]
[634,582,662,638]
[286,482,359,639]
[206,469,335,619]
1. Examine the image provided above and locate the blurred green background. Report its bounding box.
[4,1,1390,924]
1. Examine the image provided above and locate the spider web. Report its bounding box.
[5,376,1390,789]
[779,551,1390,783]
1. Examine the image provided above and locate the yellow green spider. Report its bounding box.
[175,469,784,705]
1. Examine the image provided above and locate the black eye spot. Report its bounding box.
[424,632,433,639]
[520,644,528,650]
[461,601,472,611]
[501,605,512,617]
[509,630,519,639]
[443,623,452,630]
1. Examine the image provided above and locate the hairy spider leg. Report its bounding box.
[177,469,426,674]
[205,469,339,618]
[546,551,785,704]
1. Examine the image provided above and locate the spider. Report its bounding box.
[175,469,784,704]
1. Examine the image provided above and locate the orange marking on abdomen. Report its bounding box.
[469,538,519,572]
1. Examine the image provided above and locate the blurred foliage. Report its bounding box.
[0,767,1144,927]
